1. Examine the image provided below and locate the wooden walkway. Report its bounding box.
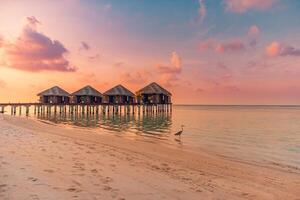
[0,103,172,116]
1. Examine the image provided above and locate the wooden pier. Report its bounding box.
[0,103,172,116]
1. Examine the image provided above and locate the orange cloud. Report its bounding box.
[266,41,300,57]
[156,52,182,87]
[248,25,260,35]
[265,41,281,57]
[156,51,182,73]
[1,17,76,72]
[159,73,179,88]
[225,0,276,13]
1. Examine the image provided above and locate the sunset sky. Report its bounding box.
[0,0,300,104]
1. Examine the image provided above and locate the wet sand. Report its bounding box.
[0,114,300,200]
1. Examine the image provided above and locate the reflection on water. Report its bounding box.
[36,111,172,139]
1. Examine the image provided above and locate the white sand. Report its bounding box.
[0,114,299,200]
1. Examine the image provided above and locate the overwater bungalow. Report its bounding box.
[136,82,172,104]
[103,85,135,104]
[37,86,70,104]
[71,85,102,104]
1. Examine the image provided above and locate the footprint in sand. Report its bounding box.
[103,185,112,191]
[102,177,113,184]
[28,177,38,182]
[72,180,82,186]
[89,146,96,150]
[43,169,55,173]
[0,184,7,193]
[29,194,40,200]
[110,188,119,198]
[67,187,82,193]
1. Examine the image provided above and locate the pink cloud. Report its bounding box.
[215,39,246,53]
[248,25,260,47]
[198,0,206,23]
[156,51,182,73]
[2,17,76,72]
[88,54,100,60]
[159,73,179,88]
[248,25,260,35]
[280,46,300,57]
[199,39,216,51]
[75,72,109,92]
[265,42,300,57]
[120,71,149,85]
[224,0,276,13]
[113,62,125,68]
[199,25,261,53]
[156,52,182,87]
[220,73,233,81]
[26,16,41,27]
[199,38,246,53]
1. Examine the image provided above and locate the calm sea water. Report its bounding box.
[5,105,300,171]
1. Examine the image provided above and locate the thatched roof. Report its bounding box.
[104,85,135,97]
[137,82,171,96]
[71,85,102,97]
[37,86,70,97]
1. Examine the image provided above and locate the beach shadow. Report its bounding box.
[174,138,183,145]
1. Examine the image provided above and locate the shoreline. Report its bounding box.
[1,114,300,199]
[31,114,300,175]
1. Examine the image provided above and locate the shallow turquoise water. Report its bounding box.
[5,105,300,171]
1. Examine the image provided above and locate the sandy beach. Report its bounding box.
[0,114,300,200]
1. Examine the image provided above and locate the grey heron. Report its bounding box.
[174,125,184,136]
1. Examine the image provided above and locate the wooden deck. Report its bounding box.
[0,102,172,116]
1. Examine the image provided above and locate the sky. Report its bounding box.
[0,0,300,104]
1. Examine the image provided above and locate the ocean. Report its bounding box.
[5,105,300,171]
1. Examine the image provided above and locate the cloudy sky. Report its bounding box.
[0,0,300,104]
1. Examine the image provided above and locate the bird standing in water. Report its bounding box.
[174,125,184,137]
